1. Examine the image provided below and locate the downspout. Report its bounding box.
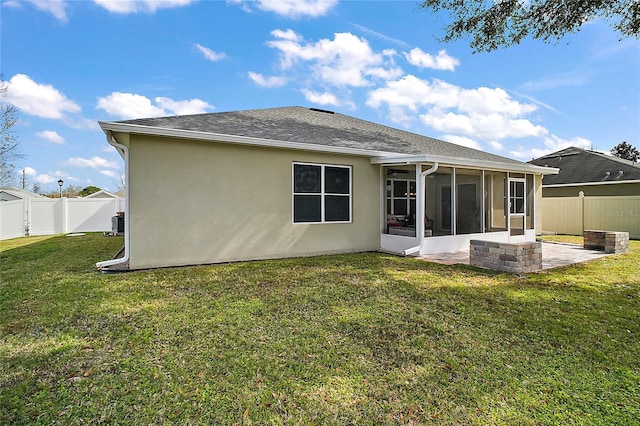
[96,132,130,272]
[403,162,439,256]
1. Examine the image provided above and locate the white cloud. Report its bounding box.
[367,74,548,143]
[36,130,65,144]
[366,75,457,112]
[93,0,195,14]
[97,93,165,118]
[423,110,547,140]
[509,135,592,160]
[267,30,402,88]
[155,97,213,115]
[350,23,409,48]
[230,0,337,18]
[456,86,537,116]
[23,166,37,176]
[100,170,120,178]
[440,135,482,150]
[27,0,68,22]
[248,72,287,88]
[404,48,460,71]
[301,89,340,106]
[488,141,504,151]
[33,170,67,185]
[5,74,81,119]
[65,156,120,169]
[96,92,214,119]
[194,43,226,61]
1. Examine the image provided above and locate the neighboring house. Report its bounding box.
[83,189,122,199]
[529,147,640,197]
[529,146,640,238]
[96,106,556,271]
[0,186,46,202]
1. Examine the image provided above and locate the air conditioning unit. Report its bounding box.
[112,213,124,235]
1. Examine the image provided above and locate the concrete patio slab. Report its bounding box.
[417,241,612,271]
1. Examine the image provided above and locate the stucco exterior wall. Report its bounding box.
[535,174,543,235]
[126,135,381,269]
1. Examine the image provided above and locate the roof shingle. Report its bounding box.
[529,147,640,185]
[118,106,529,167]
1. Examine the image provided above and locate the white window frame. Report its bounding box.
[292,162,352,224]
[386,178,416,217]
[509,178,526,216]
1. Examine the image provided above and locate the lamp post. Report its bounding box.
[58,179,64,198]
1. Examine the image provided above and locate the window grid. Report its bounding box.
[293,163,352,224]
[386,179,416,217]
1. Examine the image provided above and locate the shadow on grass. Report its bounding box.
[1,236,639,424]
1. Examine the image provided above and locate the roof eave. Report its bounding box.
[544,179,640,188]
[373,154,558,175]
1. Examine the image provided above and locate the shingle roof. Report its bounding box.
[529,147,640,185]
[116,106,530,167]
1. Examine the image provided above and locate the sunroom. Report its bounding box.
[375,156,542,256]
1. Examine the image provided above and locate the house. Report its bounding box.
[529,147,640,197]
[96,106,556,271]
[0,186,46,202]
[528,146,640,238]
[83,189,123,199]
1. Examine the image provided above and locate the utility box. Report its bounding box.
[112,213,125,235]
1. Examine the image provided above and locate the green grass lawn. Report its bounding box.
[539,234,585,245]
[1,234,639,425]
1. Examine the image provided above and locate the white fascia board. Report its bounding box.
[99,121,400,158]
[544,179,640,188]
[372,154,558,175]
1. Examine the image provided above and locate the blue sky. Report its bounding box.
[2,0,639,193]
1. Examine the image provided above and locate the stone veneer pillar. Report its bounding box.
[470,240,542,274]
[583,230,629,254]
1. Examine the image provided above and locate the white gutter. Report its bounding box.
[403,162,439,256]
[372,154,557,175]
[95,132,130,272]
[544,179,640,188]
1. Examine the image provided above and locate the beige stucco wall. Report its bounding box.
[124,134,381,269]
[534,174,543,235]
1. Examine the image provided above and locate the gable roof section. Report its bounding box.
[101,106,552,174]
[84,189,122,198]
[529,147,640,186]
[0,186,46,201]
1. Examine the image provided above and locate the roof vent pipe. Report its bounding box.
[309,108,335,114]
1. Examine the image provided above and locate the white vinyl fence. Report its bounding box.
[0,197,125,240]
[542,195,640,239]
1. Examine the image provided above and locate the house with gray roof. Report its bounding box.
[96,106,556,271]
[529,146,640,197]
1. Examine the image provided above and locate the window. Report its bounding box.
[509,180,525,214]
[293,163,351,223]
[386,179,416,218]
